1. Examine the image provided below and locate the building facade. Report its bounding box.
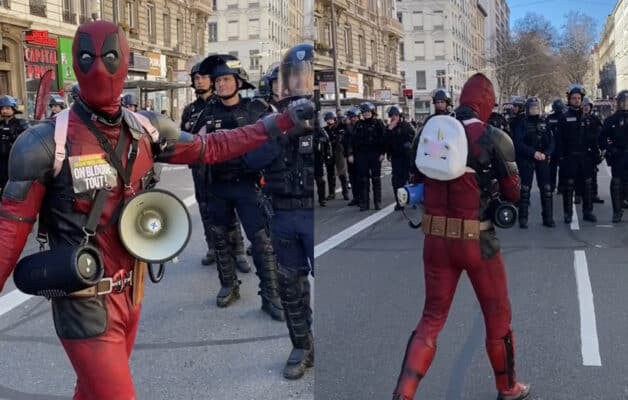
[314,0,403,113]
[0,0,209,120]
[206,0,305,87]
[594,0,627,100]
[398,0,489,121]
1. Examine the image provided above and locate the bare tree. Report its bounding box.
[558,11,597,84]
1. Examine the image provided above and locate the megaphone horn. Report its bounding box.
[119,189,191,264]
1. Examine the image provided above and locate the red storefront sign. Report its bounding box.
[24,30,58,48]
[23,31,58,82]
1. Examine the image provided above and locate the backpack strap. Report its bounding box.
[53,109,70,177]
[132,111,160,143]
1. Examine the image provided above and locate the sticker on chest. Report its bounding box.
[68,153,118,193]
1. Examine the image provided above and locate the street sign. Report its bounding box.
[374,89,392,102]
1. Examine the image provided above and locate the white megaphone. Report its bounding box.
[118,189,191,264]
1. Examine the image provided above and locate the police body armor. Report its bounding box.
[180,97,214,134]
[0,118,28,158]
[353,118,384,152]
[562,108,598,155]
[522,118,550,155]
[205,97,270,182]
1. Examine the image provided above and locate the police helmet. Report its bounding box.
[510,96,526,107]
[323,111,337,121]
[582,97,592,107]
[617,90,628,111]
[49,94,67,109]
[551,98,565,113]
[525,97,540,116]
[258,65,280,99]
[202,55,255,90]
[121,93,139,107]
[71,84,80,102]
[345,107,361,118]
[278,43,314,99]
[0,95,19,112]
[432,88,451,105]
[189,62,202,87]
[388,105,402,117]
[359,102,376,114]
[567,84,586,98]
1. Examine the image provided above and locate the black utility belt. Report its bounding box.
[272,197,314,210]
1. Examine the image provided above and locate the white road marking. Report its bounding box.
[314,203,396,258]
[573,250,602,366]
[571,203,580,230]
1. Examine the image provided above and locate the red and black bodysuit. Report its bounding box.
[393,74,530,400]
[0,21,298,400]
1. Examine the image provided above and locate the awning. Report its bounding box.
[123,80,189,92]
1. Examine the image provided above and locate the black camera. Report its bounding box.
[487,198,518,229]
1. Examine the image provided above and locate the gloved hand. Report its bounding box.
[286,98,315,131]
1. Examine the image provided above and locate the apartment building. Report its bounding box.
[594,0,628,99]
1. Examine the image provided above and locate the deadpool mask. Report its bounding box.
[72,21,129,116]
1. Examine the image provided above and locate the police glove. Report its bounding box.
[286,98,315,131]
[262,99,315,138]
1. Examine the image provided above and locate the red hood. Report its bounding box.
[459,73,495,123]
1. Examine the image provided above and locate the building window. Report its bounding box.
[399,42,404,61]
[371,40,377,68]
[436,69,446,88]
[0,45,8,62]
[434,40,445,60]
[163,14,170,46]
[248,18,260,39]
[62,0,76,23]
[112,0,119,23]
[414,41,424,60]
[359,35,366,66]
[250,49,260,70]
[125,1,135,28]
[416,70,426,90]
[147,3,156,43]
[29,0,46,17]
[191,23,197,52]
[396,11,402,23]
[227,20,239,40]
[208,22,217,42]
[2,0,9,9]
[412,11,423,30]
[432,10,444,29]
[176,18,183,44]
[344,27,353,62]
[78,0,90,23]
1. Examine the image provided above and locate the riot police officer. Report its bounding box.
[431,88,452,117]
[509,96,526,136]
[180,62,251,272]
[488,103,510,133]
[349,102,386,210]
[546,99,565,193]
[0,95,28,192]
[513,97,555,228]
[121,93,139,112]
[199,55,283,320]
[558,84,599,223]
[600,90,628,222]
[344,107,361,206]
[314,120,331,206]
[257,65,280,106]
[385,105,415,211]
[48,95,66,117]
[583,97,605,204]
[323,111,349,200]
[70,84,81,104]
[244,43,315,380]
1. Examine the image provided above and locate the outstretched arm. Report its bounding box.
[0,124,52,292]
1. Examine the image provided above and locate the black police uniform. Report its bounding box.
[545,110,563,192]
[513,115,555,227]
[323,121,349,200]
[558,106,600,222]
[314,125,331,206]
[385,120,415,209]
[343,120,361,205]
[600,110,628,222]
[351,117,386,210]
[0,117,29,191]
[204,96,284,320]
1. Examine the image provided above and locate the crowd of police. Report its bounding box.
[317,84,628,229]
[0,44,316,381]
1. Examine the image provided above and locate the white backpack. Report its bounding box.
[52,109,159,177]
[415,115,472,181]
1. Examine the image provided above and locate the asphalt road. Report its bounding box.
[0,164,313,400]
[315,165,628,400]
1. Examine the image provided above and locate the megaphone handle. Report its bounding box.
[148,263,165,283]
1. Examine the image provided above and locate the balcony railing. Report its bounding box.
[63,9,76,23]
[79,14,90,24]
[29,3,46,17]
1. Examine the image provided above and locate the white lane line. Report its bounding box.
[0,193,202,319]
[573,250,602,366]
[571,203,580,230]
[314,203,396,258]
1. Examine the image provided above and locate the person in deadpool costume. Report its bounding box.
[0,21,312,400]
[392,73,530,400]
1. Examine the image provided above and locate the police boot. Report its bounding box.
[541,185,555,227]
[611,178,623,223]
[360,178,370,211]
[563,181,574,224]
[391,331,435,400]
[486,330,531,400]
[349,174,360,206]
[316,177,326,207]
[518,185,530,229]
[339,175,350,200]
[251,229,285,321]
[582,178,597,222]
[372,176,382,210]
[228,222,251,273]
[278,266,313,380]
[211,225,240,307]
